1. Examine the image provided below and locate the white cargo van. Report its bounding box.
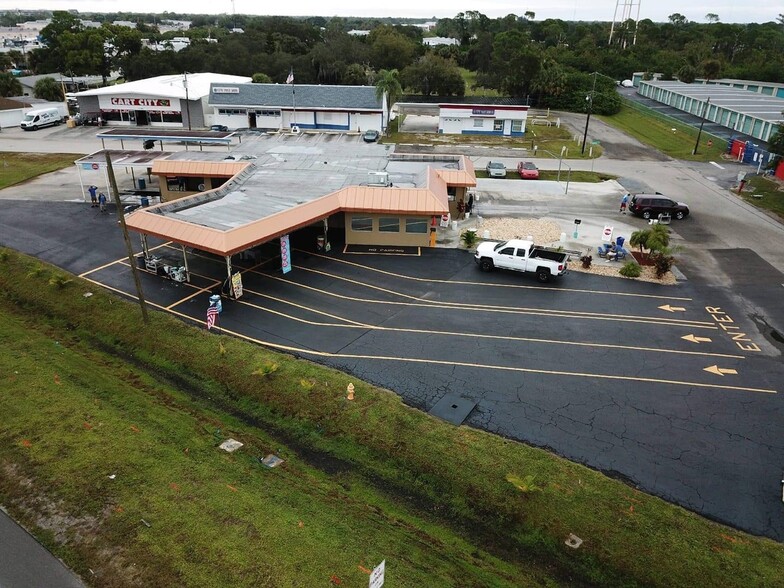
[20,108,63,131]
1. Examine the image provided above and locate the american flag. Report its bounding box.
[206,305,219,330]
[286,68,294,84]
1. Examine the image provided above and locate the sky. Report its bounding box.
[0,0,781,24]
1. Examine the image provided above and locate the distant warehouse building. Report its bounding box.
[638,80,784,143]
[208,83,386,132]
[695,78,784,99]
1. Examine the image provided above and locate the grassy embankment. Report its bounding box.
[743,175,784,221]
[597,101,726,162]
[1,248,783,587]
[0,152,79,190]
[458,68,502,97]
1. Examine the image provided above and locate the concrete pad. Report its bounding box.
[428,393,478,425]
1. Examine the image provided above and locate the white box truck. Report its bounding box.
[20,107,63,131]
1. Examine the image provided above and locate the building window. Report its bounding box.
[493,120,504,131]
[447,186,456,202]
[351,216,373,232]
[379,217,400,232]
[512,120,523,132]
[405,218,428,234]
[218,108,246,115]
[260,110,280,116]
[473,119,484,128]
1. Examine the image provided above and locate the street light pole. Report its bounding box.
[581,72,597,155]
[692,97,711,155]
[183,72,192,131]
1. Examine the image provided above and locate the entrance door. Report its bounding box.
[135,110,149,126]
[248,112,257,128]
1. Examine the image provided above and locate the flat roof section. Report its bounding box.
[97,128,234,144]
[641,81,784,123]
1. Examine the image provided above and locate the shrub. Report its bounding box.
[650,252,675,278]
[252,362,279,377]
[619,261,642,278]
[48,274,73,289]
[506,473,543,494]
[460,229,479,249]
[579,254,592,268]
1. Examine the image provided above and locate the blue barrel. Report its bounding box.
[140,197,150,207]
[138,178,146,190]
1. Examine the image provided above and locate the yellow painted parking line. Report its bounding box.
[241,289,745,359]
[166,280,222,310]
[297,248,693,301]
[155,310,778,395]
[255,269,717,330]
[78,242,172,278]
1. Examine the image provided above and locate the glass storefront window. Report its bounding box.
[351,216,373,231]
[405,218,428,234]
[379,218,400,232]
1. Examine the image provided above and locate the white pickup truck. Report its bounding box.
[474,239,568,283]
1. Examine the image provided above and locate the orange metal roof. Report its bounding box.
[152,159,250,177]
[126,155,474,256]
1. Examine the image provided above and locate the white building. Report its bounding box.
[74,73,251,128]
[439,103,529,136]
[423,37,459,47]
[208,83,385,132]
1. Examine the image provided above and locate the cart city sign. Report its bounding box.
[110,97,172,107]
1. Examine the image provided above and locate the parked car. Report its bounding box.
[475,239,568,283]
[363,129,380,142]
[517,161,540,179]
[486,161,507,177]
[628,194,690,220]
[210,124,229,132]
[621,79,634,88]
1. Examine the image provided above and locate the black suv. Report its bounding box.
[629,194,690,220]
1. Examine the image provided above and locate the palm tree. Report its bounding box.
[0,72,23,97]
[375,69,402,134]
[34,77,64,102]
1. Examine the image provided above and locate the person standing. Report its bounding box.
[466,193,474,215]
[98,192,107,213]
[620,193,629,214]
[88,185,98,207]
[457,199,465,220]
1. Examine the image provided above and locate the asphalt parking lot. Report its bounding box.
[2,201,777,540]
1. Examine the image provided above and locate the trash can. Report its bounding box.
[140,197,150,207]
[138,178,146,190]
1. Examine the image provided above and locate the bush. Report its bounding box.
[460,229,479,249]
[579,254,592,268]
[619,261,642,278]
[650,252,675,278]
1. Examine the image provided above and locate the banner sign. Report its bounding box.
[281,235,292,274]
[601,225,614,242]
[231,271,243,299]
[472,108,495,116]
[110,97,172,107]
[212,87,240,93]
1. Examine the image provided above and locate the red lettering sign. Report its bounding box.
[110,98,172,108]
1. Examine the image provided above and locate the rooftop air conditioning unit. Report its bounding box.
[367,171,390,187]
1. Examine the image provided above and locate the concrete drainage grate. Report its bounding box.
[428,393,478,426]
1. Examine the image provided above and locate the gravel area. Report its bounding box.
[469,217,676,285]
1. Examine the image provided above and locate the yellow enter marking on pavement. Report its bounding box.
[296,249,693,301]
[240,288,745,360]
[704,365,739,376]
[258,267,717,330]
[682,334,712,343]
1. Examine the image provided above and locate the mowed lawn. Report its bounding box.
[1,249,783,587]
[0,152,80,190]
[598,102,726,162]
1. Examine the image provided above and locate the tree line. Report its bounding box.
[2,10,784,118]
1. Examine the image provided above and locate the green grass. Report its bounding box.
[458,68,502,97]
[743,175,784,220]
[0,249,783,587]
[388,123,602,159]
[0,152,80,190]
[597,102,726,162]
[474,170,617,182]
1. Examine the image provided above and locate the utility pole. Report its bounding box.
[183,72,191,131]
[692,97,711,155]
[105,152,150,325]
[581,72,597,155]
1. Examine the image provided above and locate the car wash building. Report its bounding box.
[122,142,476,292]
[438,103,529,136]
[208,83,385,132]
[74,73,251,129]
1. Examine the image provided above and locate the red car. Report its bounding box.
[517,161,539,179]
